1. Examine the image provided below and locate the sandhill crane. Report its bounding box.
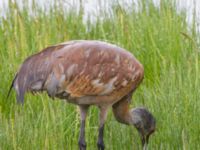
[8,40,156,150]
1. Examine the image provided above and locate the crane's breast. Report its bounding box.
[45,42,143,99]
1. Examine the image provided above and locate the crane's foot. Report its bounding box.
[97,141,105,150]
[79,140,87,150]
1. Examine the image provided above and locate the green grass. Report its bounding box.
[0,0,200,149]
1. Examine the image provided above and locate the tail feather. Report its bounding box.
[16,88,25,104]
[6,73,18,100]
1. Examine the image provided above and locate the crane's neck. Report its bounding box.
[112,98,133,125]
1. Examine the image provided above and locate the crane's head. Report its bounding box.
[131,107,156,150]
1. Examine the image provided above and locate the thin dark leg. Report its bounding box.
[78,105,89,150]
[97,107,108,150]
[97,124,105,150]
[79,120,86,150]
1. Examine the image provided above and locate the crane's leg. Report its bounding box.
[97,106,108,150]
[78,105,89,150]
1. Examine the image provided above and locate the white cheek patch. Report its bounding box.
[132,113,142,127]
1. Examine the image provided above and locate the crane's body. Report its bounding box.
[9,40,155,150]
[14,40,143,105]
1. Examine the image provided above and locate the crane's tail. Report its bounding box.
[6,73,18,100]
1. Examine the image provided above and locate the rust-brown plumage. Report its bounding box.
[8,40,155,150]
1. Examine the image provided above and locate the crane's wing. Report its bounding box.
[44,41,143,98]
